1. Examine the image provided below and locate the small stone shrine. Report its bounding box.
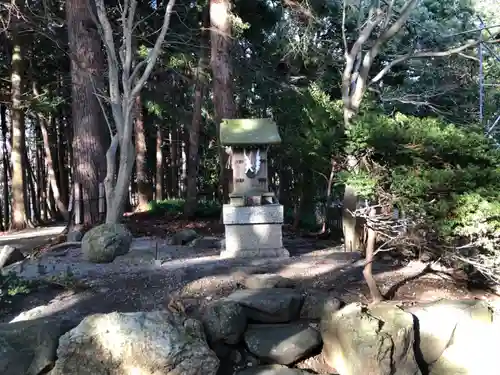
[220,118,289,258]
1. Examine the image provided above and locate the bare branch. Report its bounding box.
[341,0,347,54]
[350,0,418,109]
[93,0,123,138]
[370,39,486,85]
[342,9,384,115]
[130,0,177,99]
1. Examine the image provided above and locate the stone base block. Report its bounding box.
[221,205,288,259]
[220,247,290,259]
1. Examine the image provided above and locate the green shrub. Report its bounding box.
[0,272,33,305]
[343,111,500,279]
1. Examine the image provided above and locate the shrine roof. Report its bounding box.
[219,118,282,145]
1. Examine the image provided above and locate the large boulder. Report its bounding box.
[405,299,499,375]
[406,299,494,367]
[51,310,219,375]
[320,302,422,375]
[0,317,73,375]
[81,223,132,263]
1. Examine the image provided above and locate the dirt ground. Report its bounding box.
[1,212,498,325]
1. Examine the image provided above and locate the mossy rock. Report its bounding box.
[81,224,133,263]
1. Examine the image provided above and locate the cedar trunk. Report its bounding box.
[185,6,209,217]
[134,95,150,210]
[210,0,236,202]
[10,12,28,230]
[156,127,164,200]
[66,0,107,226]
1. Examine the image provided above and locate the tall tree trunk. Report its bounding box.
[66,0,107,226]
[210,0,236,202]
[185,75,206,216]
[185,6,209,217]
[24,151,41,224]
[10,9,29,230]
[35,128,43,221]
[134,95,150,210]
[321,157,336,234]
[155,126,164,200]
[56,113,69,206]
[170,128,179,198]
[1,104,10,229]
[39,115,69,220]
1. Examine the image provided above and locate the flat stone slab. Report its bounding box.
[236,365,310,375]
[226,288,303,323]
[244,323,322,365]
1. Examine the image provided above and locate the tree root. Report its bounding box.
[45,241,82,252]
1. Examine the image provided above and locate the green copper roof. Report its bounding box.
[219,118,282,145]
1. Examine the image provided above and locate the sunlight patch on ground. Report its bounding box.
[9,290,93,323]
[0,225,66,242]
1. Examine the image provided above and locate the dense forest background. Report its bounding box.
[0,0,499,290]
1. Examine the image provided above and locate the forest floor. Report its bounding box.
[1,211,498,326]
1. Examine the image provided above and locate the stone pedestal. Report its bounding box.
[221,204,289,259]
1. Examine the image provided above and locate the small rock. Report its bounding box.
[189,236,223,249]
[300,290,341,320]
[226,288,303,323]
[81,223,133,263]
[0,245,25,269]
[170,229,199,245]
[203,299,247,344]
[51,310,219,375]
[236,364,309,375]
[295,352,338,374]
[66,230,83,242]
[244,273,295,289]
[244,323,322,365]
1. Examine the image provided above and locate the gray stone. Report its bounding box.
[403,299,499,375]
[300,290,341,320]
[243,273,295,289]
[222,204,288,259]
[236,365,309,375]
[406,299,494,366]
[203,299,247,344]
[51,310,219,375]
[189,236,223,249]
[244,323,322,365]
[0,317,74,375]
[66,230,83,242]
[81,223,132,263]
[0,245,25,269]
[170,229,199,245]
[321,302,422,375]
[226,288,303,323]
[295,352,339,374]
